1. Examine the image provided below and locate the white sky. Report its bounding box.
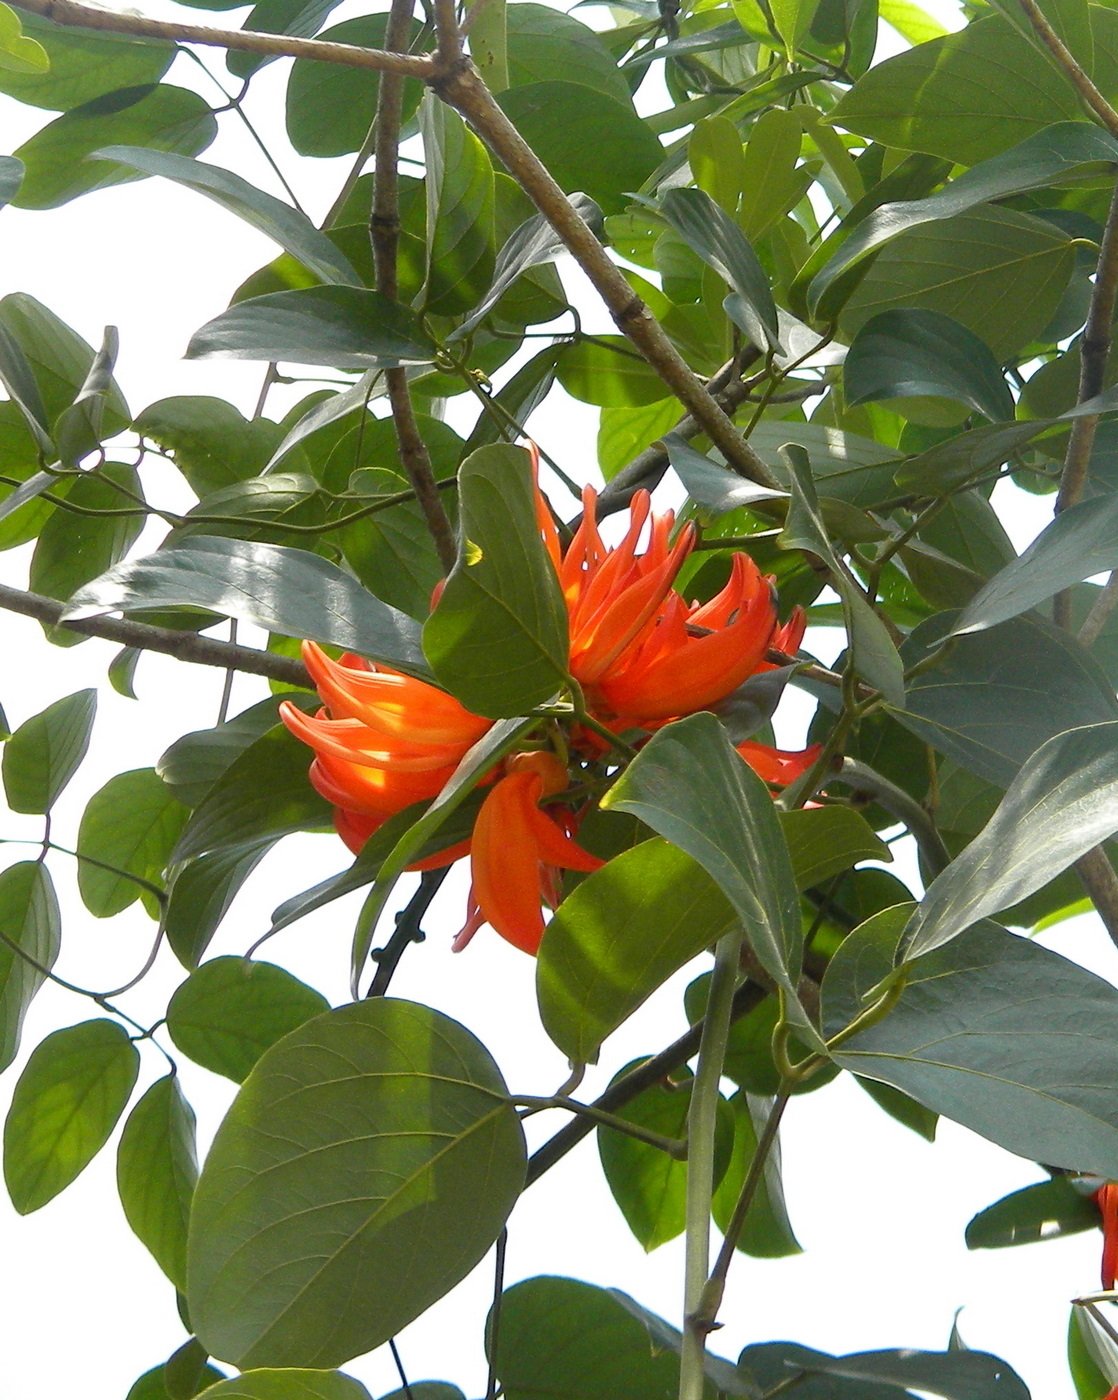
[0,4,1111,1398]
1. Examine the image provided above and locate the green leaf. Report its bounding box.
[65,536,431,679]
[172,725,331,863]
[0,4,48,75]
[167,957,329,1083]
[94,147,360,287]
[555,336,672,408]
[965,1177,1099,1249]
[597,1066,732,1250]
[164,844,273,970]
[186,287,437,369]
[12,84,217,210]
[134,396,285,498]
[76,767,187,917]
[117,1074,198,1290]
[196,1373,373,1400]
[690,115,746,217]
[599,399,684,480]
[54,324,122,467]
[285,14,422,157]
[654,187,780,351]
[187,1000,526,1368]
[4,1018,139,1213]
[1070,1308,1118,1400]
[378,1388,463,1400]
[844,310,1013,423]
[164,1339,218,1400]
[745,1343,1030,1398]
[2,687,96,814]
[0,319,51,453]
[506,3,633,104]
[0,862,60,1072]
[770,0,819,57]
[713,1091,801,1257]
[825,917,1118,1180]
[0,11,171,110]
[603,712,821,1050]
[808,123,1118,315]
[461,342,561,456]
[421,95,496,316]
[423,443,569,716]
[896,612,1118,786]
[491,1277,680,1400]
[496,81,662,217]
[723,421,903,511]
[160,696,311,808]
[779,444,905,704]
[902,722,1118,960]
[127,1361,223,1400]
[956,494,1118,636]
[855,1076,937,1140]
[538,839,736,1063]
[738,108,806,242]
[840,203,1074,360]
[778,805,891,889]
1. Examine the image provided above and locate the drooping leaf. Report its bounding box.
[13,84,217,210]
[712,1091,801,1258]
[163,844,274,970]
[65,536,431,679]
[2,687,96,814]
[423,443,569,716]
[53,324,122,467]
[0,11,172,109]
[195,1372,373,1400]
[186,288,437,369]
[134,396,286,498]
[159,695,313,807]
[93,148,361,287]
[555,337,673,408]
[76,768,187,917]
[4,1018,139,1213]
[117,1074,198,1290]
[537,839,736,1064]
[778,805,891,890]
[506,2,633,103]
[740,1339,1030,1398]
[167,957,329,1083]
[965,1177,1099,1250]
[0,861,61,1072]
[844,309,1013,423]
[187,1000,526,1368]
[603,712,821,1049]
[420,95,496,316]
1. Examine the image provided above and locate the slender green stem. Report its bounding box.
[512,1096,687,1157]
[679,928,743,1400]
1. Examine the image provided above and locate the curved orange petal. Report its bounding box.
[529,441,563,574]
[309,752,456,819]
[470,772,548,954]
[1099,1183,1118,1289]
[334,807,381,855]
[280,703,469,773]
[737,741,823,786]
[523,804,604,873]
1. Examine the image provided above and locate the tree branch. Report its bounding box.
[0,581,310,688]
[429,59,780,490]
[1075,847,1118,952]
[11,0,435,76]
[1014,0,1118,139]
[1079,569,1118,646]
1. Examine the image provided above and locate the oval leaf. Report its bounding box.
[2,687,96,814]
[196,1371,373,1400]
[77,767,187,917]
[117,1074,198,1290]
[0,861,60,1072]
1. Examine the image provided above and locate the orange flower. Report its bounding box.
[281,460,819,958]
[1097,1182,1118,1289]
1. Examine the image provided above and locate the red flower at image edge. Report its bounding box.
[280,465,820,955]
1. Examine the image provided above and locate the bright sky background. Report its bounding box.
[0,4,1112,1398]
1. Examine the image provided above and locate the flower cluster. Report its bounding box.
[281,469,819,955]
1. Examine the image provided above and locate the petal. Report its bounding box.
[523,803,604,873]
[737,741,823,786]
[334,807,381,855]
[1100,1183,1118,1289]
[530,441,563,574]
[309,752,456,818]
[280,703,468,772]
[470,772,548,954]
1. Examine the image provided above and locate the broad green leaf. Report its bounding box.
[117,1075,198,1290]
[285,15,422,157]
[126,1358,223,1400]
[713,1091,801,1257]
[491,1277,680,1400]
[605,1293,753,1399]
[831,14,1083,165]
[902,722,1118,961]
[537,839,736,1063]
[0,320,51,453]
[655,187,780,351]
[172,725,331,863]
[171,473,327,548]
[65,536,431,680]
[844,310,1013,423]
[421,96,496,316]
[895,612,1118,786]
[196,1372,372,1400]
[77,767,187,917]
[825,918,1118,1180]
[597,1066,732,1251]
[4,1018,139,1212]
[0,5,47,74]
[809,123,1118,314]
[770,0,819,55]
[159,696,312,808]
[497,81,662,216]
[54,324,122,467]
[738,108,806,242]
[94,148,360,287]
[167,957,329,1083]
[742,1341,1030,1398]
[840,204,1075,360]
[0,862,60,1072]
[186,288,436,369]
[1070,1308,1118,1399]
[690,116,747,217]
[965,1177,1099,1249]
[878,0,947,44]
[423,443,569,716]
[598,399,683,481]
[13,85,217,210]
[779,445,905,705]
[2,687,96,814]
[164,1339,217,1400]
[603,712,822,1050]
[0,11,171,109]
[956,494,1118,636]
[187,1000,526,1368]
[378,1388,463,1400]
[134,396,285,498]
[555,336,672,407]
[506,3,632,103]
[224,0,346,78]
[163,844,274,970]
[778,806,891,889]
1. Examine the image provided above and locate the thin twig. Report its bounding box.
[485,1229,508,1400]
[1079,569,1118,646]
[366,868,448,996]
[514,1094,687,1156]
[1014,0,1118,138]
[0,581,310,688]
[1074,847,1118,952]
[11,0,434,76]
[837,757,951,876]
[388,1340,416,1400]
